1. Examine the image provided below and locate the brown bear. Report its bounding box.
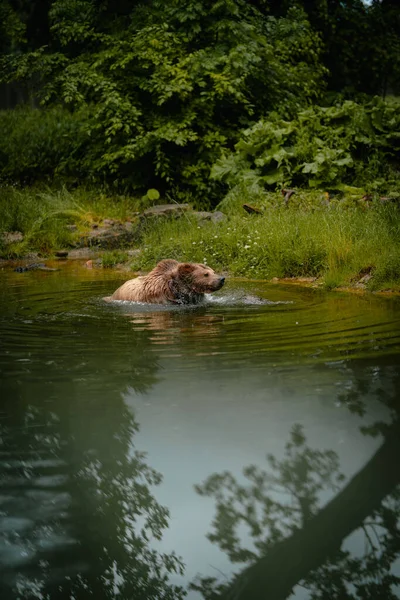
[105,259,225,304]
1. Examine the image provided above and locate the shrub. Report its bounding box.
[212,98,400,198]
[0,106,90,184]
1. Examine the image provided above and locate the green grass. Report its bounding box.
[134,202,400,292]
[101,250,129,268]
[1,186,399,292]
[322,269,353,291]
[0,185,140,257]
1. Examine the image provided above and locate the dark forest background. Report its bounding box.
[0,0,399,203]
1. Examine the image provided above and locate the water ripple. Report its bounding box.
[0,272,399,372]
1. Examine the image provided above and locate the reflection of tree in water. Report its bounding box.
[0,406,185,599]
[192,365,400,600]
[0,314,185,599]
[2,278,400,599]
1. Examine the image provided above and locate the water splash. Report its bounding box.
[206,290,293,306]
[104,289,293,310]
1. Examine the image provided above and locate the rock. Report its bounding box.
[210,211,227,223]
[102,219,115,226]
[14,263,59,273]
[76,221,137,249]
[66,248,100,259]
[14,263,44,273]
[127,249,141,257]
[192,210,227,224]
[192,211,214,221]
[294,277,317,283]
[1,231,24,245]
[358,273,372,284]
[23,252,40,260]
[140,204,191,219]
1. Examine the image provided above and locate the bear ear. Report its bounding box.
[177,263,196,276]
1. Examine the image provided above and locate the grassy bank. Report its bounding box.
[0,186,138,256]
[136,204,400,292]
[1,187,399,292]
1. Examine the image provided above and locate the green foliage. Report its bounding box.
[0,1,325,200]
[0,106,90,184]
[267,0,400,97]
[146,189,160,202]
[366,0,400,97]
[212,98,400,195]
[322,269,351,292]
[1,1,400,203]
[139,188,161,210]
[0,1,25,53]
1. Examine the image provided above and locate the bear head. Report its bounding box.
[167,262,225,303]
[175,263,225,293]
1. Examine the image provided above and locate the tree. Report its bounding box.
[367,0,400,97]
[0,0,326,199]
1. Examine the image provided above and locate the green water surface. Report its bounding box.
[0,263,399,600]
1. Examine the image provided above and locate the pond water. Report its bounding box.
[0,262,399,600]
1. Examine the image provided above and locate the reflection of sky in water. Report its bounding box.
[124,361,387,597]
[0,265,399,599]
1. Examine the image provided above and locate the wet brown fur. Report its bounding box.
[105,259,225,304]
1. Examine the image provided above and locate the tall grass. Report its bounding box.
[0,186,140,256]
[1,186,399,291]
[135,204,400,290]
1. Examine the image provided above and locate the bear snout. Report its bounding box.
[214,276,225,290]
